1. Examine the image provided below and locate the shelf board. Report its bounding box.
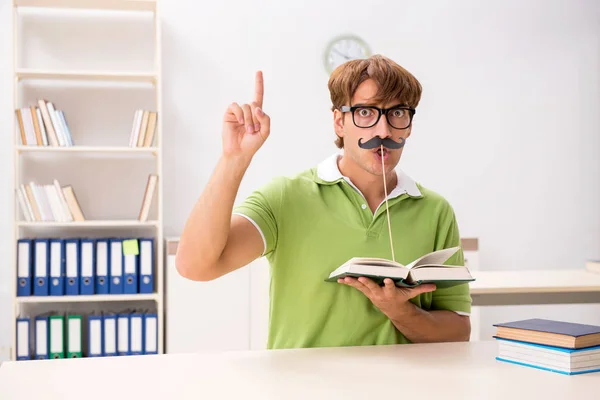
[17,145,158,155]
[14,0,157,12]
[16,293,159,304]
[16,69,157,83]
[17,220,159,227]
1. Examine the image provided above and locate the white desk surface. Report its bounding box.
[469,269,600,294]
[1,341,598,399]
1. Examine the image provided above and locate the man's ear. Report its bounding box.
[333,109,345,138]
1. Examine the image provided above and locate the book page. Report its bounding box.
[406,247,460,269]
[346,257,405,268]
[328,263,409,281]
[409,266,472,282]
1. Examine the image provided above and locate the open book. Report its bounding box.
[326,246,474,288]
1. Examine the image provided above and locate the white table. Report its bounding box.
[1,341,598,399]
[471,269,600,295]
[469,269,600,305]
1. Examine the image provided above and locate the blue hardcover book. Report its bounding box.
[495,337,600,375]
[494,318,600,349]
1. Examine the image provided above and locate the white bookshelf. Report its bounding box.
[16,293,160,304]
[15,69,158,83]
[17,145,159,154]
[14,0,158,12]
[16,220,159,228]
[10,0,163,360]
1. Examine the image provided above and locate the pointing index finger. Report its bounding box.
[254,70,264,108]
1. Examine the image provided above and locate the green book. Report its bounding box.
[66,315,82,358]
[326,246,475,288]
[48,315,64,359]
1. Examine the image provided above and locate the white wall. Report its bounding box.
[1,0,600,353]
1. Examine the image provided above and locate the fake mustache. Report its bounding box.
[358,136,405,149]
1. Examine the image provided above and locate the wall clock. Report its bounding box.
[323,34,371,74]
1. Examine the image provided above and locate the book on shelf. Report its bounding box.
[17,175,158,223]
[16,102,158,149]
[15,99,74,147]
[129,109,157,147]
[138,174,158,221]
[493,318,600,375]
[326,246,474,288]
[16,179,85,222]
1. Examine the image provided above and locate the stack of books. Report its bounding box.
[128,109,157,147]
[493,318,600,375]
[16,174,157,223]
[17,179,85,222]
[15,99,74,147]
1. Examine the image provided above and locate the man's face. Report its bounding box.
[334,79,413,176]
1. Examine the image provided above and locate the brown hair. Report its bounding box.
[328,54,422,148]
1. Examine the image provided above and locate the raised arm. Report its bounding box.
[176,71,271,281]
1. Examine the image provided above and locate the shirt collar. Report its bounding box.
[315,152,423,198]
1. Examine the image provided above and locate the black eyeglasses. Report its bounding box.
[340,105,416,129]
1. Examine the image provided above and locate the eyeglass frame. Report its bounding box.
[340,104,416,130]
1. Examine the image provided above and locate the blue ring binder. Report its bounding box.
[17,236,155,297]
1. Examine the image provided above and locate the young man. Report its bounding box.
[177,54,471,349]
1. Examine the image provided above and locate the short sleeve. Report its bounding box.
[232,178,282,257]
[430,204,472,316]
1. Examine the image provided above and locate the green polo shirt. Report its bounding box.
[233,153,471,349]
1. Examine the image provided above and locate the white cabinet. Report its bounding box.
[462,238,481,341]
[165,237,255,353]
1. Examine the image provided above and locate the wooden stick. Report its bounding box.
[380,144,395,262]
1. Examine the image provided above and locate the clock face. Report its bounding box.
[324,35,371,74]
